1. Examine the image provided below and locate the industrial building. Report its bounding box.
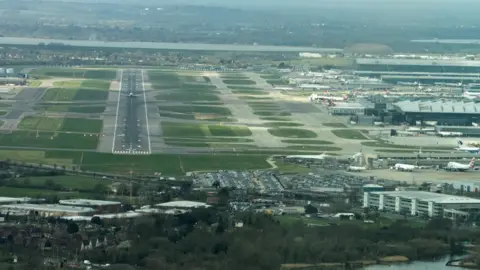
[393,100,480,126]
[59,199,121,213]
[363,191,480,220]
[0,204,95,217]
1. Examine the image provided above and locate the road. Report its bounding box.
[112,69,151,155]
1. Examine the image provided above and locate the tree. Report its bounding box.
[44,179,55,189]
[304,204,318,214]
[94,183,108,195]
[67,222,79,234]
[91,216,104,226]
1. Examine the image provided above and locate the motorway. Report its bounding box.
[112,70,151,155]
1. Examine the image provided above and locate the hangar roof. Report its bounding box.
[356,58,480,67]
[394,100,480,114]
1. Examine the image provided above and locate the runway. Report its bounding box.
[112,69,151,155]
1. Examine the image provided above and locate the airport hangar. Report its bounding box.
[363,191,480,221]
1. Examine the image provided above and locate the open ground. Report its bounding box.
[0,67,467,175]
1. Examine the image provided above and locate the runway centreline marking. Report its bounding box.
[112,69,123,153]
[141,69,152,154]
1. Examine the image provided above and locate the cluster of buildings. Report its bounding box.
[0,198,211,220]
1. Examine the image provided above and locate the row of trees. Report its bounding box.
[64,207,480,270]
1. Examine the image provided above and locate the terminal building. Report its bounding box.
[363,191,480,220]
[393,100,480,126]
[355,58,480,85]
[356,58,480,73]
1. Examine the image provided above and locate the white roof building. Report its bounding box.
[155,200,210,209]
[59,199,121,207]
[0,204,95,216]
[364,191,480,220]
[0,197,31,204]
[394,100,480,114]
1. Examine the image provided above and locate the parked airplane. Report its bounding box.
[285,152,329,160]
[391,163,418,172]
[437,131,463,137]
[309,93,347,102]
[445,158,476,172]
[456,140,480,154]
[463,91,480,100]
[347,166,367,172]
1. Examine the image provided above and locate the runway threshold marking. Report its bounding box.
[141,69,152,154]
[112,69,123,153]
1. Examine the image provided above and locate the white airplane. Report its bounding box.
[347,165,367,172]
[309,93,347,102]
[438,131,463,137]
[456,140,480,154]
[285,152,330,160]
[445,158,476,172]
[348,149,363,160]
[463,91,480,100]
[391,163,418,172]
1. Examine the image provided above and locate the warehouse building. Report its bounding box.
[0,204,95,217]
[59,199,121,213]
[363,191,480,220]
[393,100,480,126]
[155,200,210,209]
[356,58,480,73]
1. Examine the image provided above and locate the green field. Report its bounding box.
[15,175,111,190]
[323,123,348,128]
[266,79,289,85]
[32,68,116,80]
[61,118,103,133]
[158,105,231,116]
[18,116,63,131]
[268,128,317,138]
[52,80,83,88]
[80,153,271,174]
[281,139,334,145]
[156,92,220,102]
[223,79,257,85]
[232,90,268,95]
[0,131,98,149]
[264,122,304,127]
[254,111,291,116]
[238,96,273,101]
[331,129,369,140]
[260,117,292,121]
[42,88,77,101]
[162,122,251,137]
[260,74,281,80]
[81,79,111,90]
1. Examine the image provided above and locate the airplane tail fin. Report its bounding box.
[458,140,463,146]
[469,157,476,168]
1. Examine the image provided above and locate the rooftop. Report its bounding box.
[0,204,95,213]
[0,197,30,203]
[394,100,480,114]
[370,191,480,204]
[59,199,121,206]
[155,200,210,208]
[356,58,480,67]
